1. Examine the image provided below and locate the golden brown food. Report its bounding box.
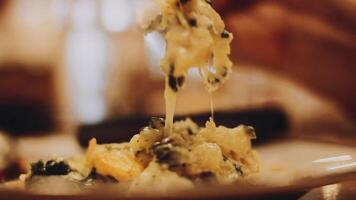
[3,0,259,195]
[86,139,144,182]
[146,0,233,92]
[84,118,258,193]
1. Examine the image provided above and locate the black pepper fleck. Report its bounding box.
[221,30,230,38]
[234,164,244,176]
[187,128,194,135]
[223,155,228,162]
[188,18,197,27]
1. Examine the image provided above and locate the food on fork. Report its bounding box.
[2,0,259,195]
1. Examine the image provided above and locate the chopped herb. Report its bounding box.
[168,75,178,92]
[149,117,165,129]
[45,160,71,175]
[188,18,197,27]
[153,145,173,164]
[31,160,45,175]
[221,30,230,38]
[152,138,177,165]
[31,160,71,176]
[168,75,185,92]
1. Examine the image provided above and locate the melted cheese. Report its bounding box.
[164,77,177,134]
[11,1,259,194]
[146,0,233,133]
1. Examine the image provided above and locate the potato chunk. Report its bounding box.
[86,139,144,182]
[200,121,254,160]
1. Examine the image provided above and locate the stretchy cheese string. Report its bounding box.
[146,0,233,134]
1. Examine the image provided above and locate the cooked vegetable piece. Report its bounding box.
[86,139,144,182]
[31,160,71,176]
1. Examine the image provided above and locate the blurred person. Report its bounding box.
[213,0,356,121]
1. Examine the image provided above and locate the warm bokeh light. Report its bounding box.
[0,1,355,199]
[0,0,354,147]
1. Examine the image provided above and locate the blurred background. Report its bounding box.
[0,0,355,181]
